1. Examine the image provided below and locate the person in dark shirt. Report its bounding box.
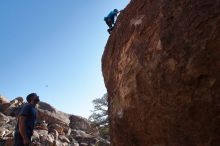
[14,93,40,146]
[104,9,120,34]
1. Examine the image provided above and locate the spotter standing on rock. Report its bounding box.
[104,9,120,34]
[14,93,40,146]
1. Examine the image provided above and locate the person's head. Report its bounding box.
[26,93,40,106]
[114,9,119,13]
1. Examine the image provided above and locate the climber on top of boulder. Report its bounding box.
[104,9,120,34]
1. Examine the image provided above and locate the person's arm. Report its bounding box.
[18,116,30,144]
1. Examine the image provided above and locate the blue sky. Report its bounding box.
[0,0,129,118]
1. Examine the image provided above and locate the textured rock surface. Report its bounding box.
[0,96,9,104]
[69,115,92,132]
[102,0,220,145]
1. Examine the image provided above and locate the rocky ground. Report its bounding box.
[0,95,110,146]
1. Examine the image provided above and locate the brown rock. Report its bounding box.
[0,96,10,113]
[102,0,220,145]
[4,117,17,131]
[37,101,57,113]
[50,129,59,140]
[0,127,9,138]
[95,137,110,146]
[36,102,72,135]
[37,102,70,129]
[3,105,20,116]
[69,115,91,132]
[79,143,88,146]
[32,130,40,141]
[0,112,10,125]
[48,123,64,135]
[10,97,24,105]
[36,130,54,146]
[3,97,24,116]
[59,135,70,143]
[71,130,97,145]
[35,120,48,130]
[0,96,9,104]
[0,103,10,114]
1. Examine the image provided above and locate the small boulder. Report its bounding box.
[70,130,97,145]
[0,112,10,125]
[59,135,70,143]
[48,123,64,135]
[96,138,110,146]
[35,120,48,130]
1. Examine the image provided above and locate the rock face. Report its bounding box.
[0,96,110,146]
[102,0,220,145]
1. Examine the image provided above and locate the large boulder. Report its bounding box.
[2,97,24,116]
[0,96,10,113]
[10,97,23,105]
[70,130,97,145]
[69,115,91,132]
[0,96,9,105]
[37,102,70,126]
[37,101,57,113]
[0,113,10,125]
[102,0,220,145]
[48,123,65,135]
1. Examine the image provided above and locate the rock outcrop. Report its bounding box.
[0,96,110,146]
[102,0,220,145]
